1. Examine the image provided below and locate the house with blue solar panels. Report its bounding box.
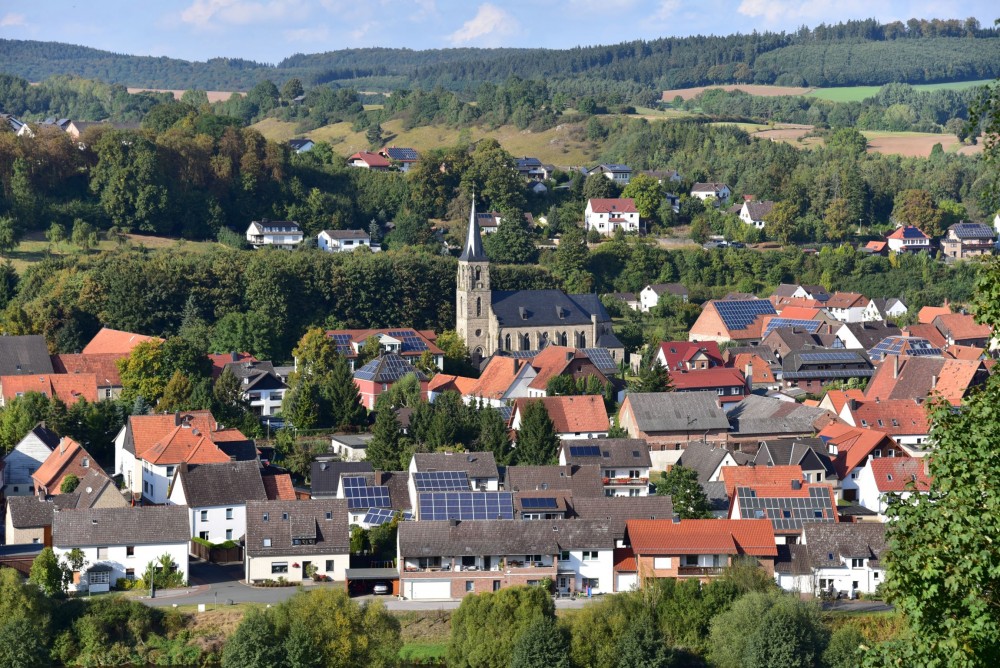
[559,439,652,496]
[885,225,931,253]
[780,349,874,393]
[378,146,420,172]
[325,328,444,371]
[689,298,777,344]
[353,352,429,410]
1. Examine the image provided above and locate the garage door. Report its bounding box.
[408,580,452,600]
[616,573,638,592]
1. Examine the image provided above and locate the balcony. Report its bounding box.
[603,477,649,486]
[677,566,724,576]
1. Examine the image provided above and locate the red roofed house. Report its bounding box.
[114,410,251,504]
[51,353,124,400]
[584,198,640,236]
[625,518,778,583]
[82,327,162,355]
[207,352,258,379]
[719,465,805,499]
[669,368,748,405]
[932,313,992,348]
[689,299,777,344]
[32,437,107,497]
[347,151,392,170]
[655,341,723,372]
[729,352,778,390]
[917,304,952,324]
[864,240,888,255]
[886,226,931,254]
[817,423,908,501]
[856,457,931,518]
[0,373,98,407]
[326,329,443,371]
[511,396,610,440]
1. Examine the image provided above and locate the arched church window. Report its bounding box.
[522,333,530,351]
[476,297,482,317]
[504,334,511,351]
[475,266,481,282]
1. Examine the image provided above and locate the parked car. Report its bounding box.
[373,582,390,595]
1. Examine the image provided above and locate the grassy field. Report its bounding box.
[7,232,221,274]
[862,130,983,157]
[807,79,991,102]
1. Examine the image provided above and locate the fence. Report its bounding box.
[190,540,243,564]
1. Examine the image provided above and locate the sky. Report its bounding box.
[0,1,996,64]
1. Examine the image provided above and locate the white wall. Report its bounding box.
[55,542,189,592]
[190,505,248,543]
[559,548,614,594]
[246,387,284,416]
[141,461,175,505]
[3,433,53,495]
[246,552,347,583]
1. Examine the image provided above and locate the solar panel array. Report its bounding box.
[521,497,558,509]
[568,445,601,457]
[763,318,822,338]
[869,336,942,361]
[582,347,620,375]
[385,147,419,162]
[330,334,354,355]
[736,486,836,532]
[784,369,874,379]
[506,350,538,359]
[799,352,862,363]
[354,354,416,382]
[388,330,429,353]
[412,471,469,492]
[496,405,513,425]
[363,507,414,526]
[418,492,515,520]
[714,300,776,331]
[342,476,392,510]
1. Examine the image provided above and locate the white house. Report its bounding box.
[824,292,869,323]
[855,457,931,519]
[52,506,190,592]
[592,164,632,186]
[584,198,640,236]
[862,298,908,323]
[639,283,689,312]
[557,543,615,596]
[511,396,610,441]
[776,523,887,597]
[245,220,303,249]
[224,360,287,417]
[886,226,931,253]
[690,182,732,204]
[168,461,268,543]
[318,229,378,253]
[739,200,775,230]
[288,139,314,153]
[559,439,651,497]
[2,424,59,497]
[330,434,373,461]
[244,499,350,584]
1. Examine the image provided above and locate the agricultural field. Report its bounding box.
[126,87,241,102]
[7,232,221,274]
[663,79,991,103]
[862,130,984,158]
[662,84,813,101]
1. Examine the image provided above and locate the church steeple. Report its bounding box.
[460,194,487,262]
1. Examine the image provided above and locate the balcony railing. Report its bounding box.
[677,566,724,576]
[603,477,649,485]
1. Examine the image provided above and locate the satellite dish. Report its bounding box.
[85,487,92,494]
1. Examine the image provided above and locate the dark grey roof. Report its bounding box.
[743,200,775,221]
[624,391,730,432]
[399,518,616,556]
[727,395,830,437]
[0,335,55,375]
[764,328,838,351]
[245,499,350,557]
[52,506,190,547]
[774,543,811,575]
[174,461,268,507]
[25,423,61,449]
[217,440,260,462]
[504,464,604,497]
[75,470,125,509]
[561,438,651,468]
[735,485,837,534]
[223,360,287,392]
[413,451,499,479]
[949,222,995,240]
[646,283,688,297]
[491,290,611,328]
[727,345,780,367]
[383,146,419,162]
[288,138,313,149]
[460,198,486,262]
[677,441,749,483]
[839,321,903,351]
[377,471,411,511]
[703,481,730,511]
[802,522,887,568]
[755,438,836,479]
[311,461,373,497]
[7,494,78,529]
[322,229,369,240]
[597,332,625,350]
[354,353,428,383]
[782,349,873,379]
[567,496,674,540]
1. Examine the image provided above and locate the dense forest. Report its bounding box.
[1,17,998,96]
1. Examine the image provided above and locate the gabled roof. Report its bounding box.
[560,438,651,468]
[310,460,373,497]
[348,151,391,168]
[645,283,688,298]
[32,437,104,492]
[567,496,674,541]
[53,506,190,547]
[742,200,775,221]
[625,518,777,557]
[657,341,723,371]
[491,290,611,328]
[514,396,610,434]
[670,367,746,392]
[354,353,429,384]
[1,373,98,406]
[720,465,805,498]
[932,313,991,342]
[399,519,616,557]
[817,423,898,478]
[207,352,258,379]
[51,353,124,386]
[126,410,246,465]
[588,198,638,214]
[622,391,730,433]
[821,389,865,415]
[245,499,351,557]
[173,461,267,507]
[691,182,730,193]
[427,373,479,396]
[801,522,887,568]
[867,335,942,361]
[466,356,522,400]
[413,451,499,479]
[223,360,287,392]
[504,464,604,496]
[864,356,983,407]
[887,226,929,241]
[732,483,839,533]
[902,323,948,349]
[82,327,162,355]
[839,321,902,351]
[381,146,420,162]
[727,395,834,437]
[729,353,776,385]
[17,422,61,450]
[705,299,777,335]
[677,441,750,483]
[326,328,442,358]
[755,438,835,476]
[321,229,370,240]
[848,399,930,436]
[6,494,79,529]
[75,469,128,509]
[864,240,888,252]
[0,335,55,375]
[947,222,995,239]
[867,458,932,492]
[825,292,868,309]
[917,305,952,324]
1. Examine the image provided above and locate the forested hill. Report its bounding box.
[2,17,999,93]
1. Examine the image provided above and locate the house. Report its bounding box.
[592,163,632,185]
[739,200,776,229]
[353,352,429,410]
[729,481,839,545]
[819,423,912,501]
[379,146,420,172]
[168,461,268,543]
[673,441,750,515]
[0,373,98,407]
[244,499,350,584]
[729,352,779,390]
[690,182,732,203]
[245,220,303,249]
[329,434,374,462]
[0,335,55,375]
[1,113,24,134]
[641,169,682,184]
[624,518,778,583]
[867,335,943,361]
[655,341,722,372]
[337,469,411,525]
[32,437,106,497]
[224,360,287,417]
[720,465,806,499]
[347,151,392,170]
[318,229,377,253]
[776,523,887,597]
[559,439,652,497]
[566,496,675,546]
[2,424,60,497]
[288,138,315,153]
[514,157,552,181]
[398,518,617,598]
[411,451,500,492]
[835,321,902,352]
[51,353,125,400]
[862,240,888,256]
[82,327,163,356]
[114,410,253,504]
[864,355,986,406]
[940,222,995,260]
[327,328,444,371]
[771,284,831,304]
[689,299,778,344]
[863,298,908,323]
[886,226,931,253]
[670,368,748,406]
[823,292,869,323]
[780,348,874,394]
[617,391,730,464]
[310,460,374,499]
[837,398,930,453]
[855,458,931,518]
[474,210,535,236]
[584,198,640,236]
[640,283,689,311]
[511,396,610,440]
[755,438,837,485]
[503,464,605,498]
[932,313,992,348]
[726,395,835,448]
[52,506,190,592]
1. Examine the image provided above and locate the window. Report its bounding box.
[582,578,599,590]
[126,546,135,557]
[89,571,110,585]
[814,510,824,518]
[462,556,476,567]
[200,510,208,522]
[466,581,474,592]
[629,470,640,479]
[96,547,108,559]
[166,465,174,477]
[653,557,672,569]
[263,538,272,547]
[493,580,501,591]
[271,562,288,574]
[526,554,542,563]
[226,529,233,541]
[873,450,882,458]
[850,472,858,480]
[282,513,289,521]
[717,388,725,395]
[199,531,209,540]
[105,388,112,399]
[325,512,332,520]
[582,551,598,561]
[225,508,234,520]
[125,569,135,581]
[325,560,334,572]
[82,458,89,468]
[31,537,39,544]
[263,513,269,522]
[851,558,864,568]
[560,550,570,561]
[874,571,880,579]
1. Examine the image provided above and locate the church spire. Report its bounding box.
[459,193,487,262]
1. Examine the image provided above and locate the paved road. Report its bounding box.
[821,600,894,613]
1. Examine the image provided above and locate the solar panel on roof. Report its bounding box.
[521,497,558,509]
[763,318,822,338]
[799,352,860,363]
[568,445,601,457]
[344,481,391,509]
[714,300,776,331]
[342,476,366,489]
[582,347,619,374]
[418,491,515,520]
[330,334,354,355]
[363,508,414,526]
[354,354,418,382]
[412,471,470,491]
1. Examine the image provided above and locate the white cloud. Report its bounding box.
[652,0,681,21]
[737,0,868,24]
[283,25,330,42]
[448,3,519,45]
[0,13,26,28]
[180,0,304,28]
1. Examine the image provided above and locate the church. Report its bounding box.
[456,199,624,363]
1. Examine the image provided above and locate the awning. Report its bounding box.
[345,567,399,581]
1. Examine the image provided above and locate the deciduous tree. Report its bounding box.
[655,465,711,519]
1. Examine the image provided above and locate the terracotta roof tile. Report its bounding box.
[129,410,247,465]
[613,547,636,571]
[775,306,824,320]
[588,198,638,214]
[944,345,985,361]
[32,437,106,492]
[823,389,865,415]
[514,396,609,434]
[825,292,867,309]
[917,306,951,325]
[1,373,98,406]
[902,324,947,349]
[670,367,746,393]
[51,353,125,386]
[82,327,162,355]
[849,399,929,436]
[526,346,609,391]
[626,518,777,557]
[933,313,992,342]
[868,458,932,492]
[208,352,258,379]
[262,472,296,500]
[657,341,723,371]
[729,353,776,384]
[720,465,804,497]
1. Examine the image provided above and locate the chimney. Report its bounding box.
[931,375,937,390]
[893,354,899,379]
[178,462,188,476]
[449,519,460,526]
[374,471,384,485]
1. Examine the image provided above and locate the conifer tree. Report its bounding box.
[515,400,560,465]
[367,405,402,471]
